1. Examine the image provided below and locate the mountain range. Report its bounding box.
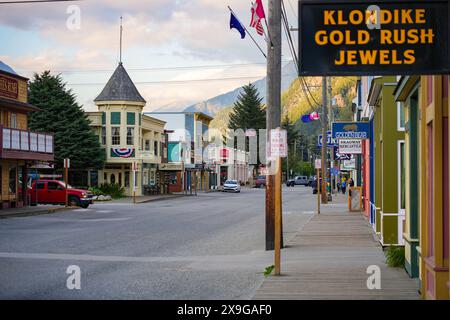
[153,61,298,117]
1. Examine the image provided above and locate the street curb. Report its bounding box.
[0,206,76,219]
[135,194,187,204]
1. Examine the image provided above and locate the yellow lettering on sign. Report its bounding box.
[315,30,327,45]
[416,9,426,23]
[349,10,364,25]
[420,28,435,44]
[324,10,336,25]
[359,50,377,64]
[404,50,416,64]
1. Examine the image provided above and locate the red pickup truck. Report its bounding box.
[28,180,94,208]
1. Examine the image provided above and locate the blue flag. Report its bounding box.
[301,115,312,123]
[230,12,246,39]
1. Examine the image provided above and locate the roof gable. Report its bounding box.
[94,62,146,103]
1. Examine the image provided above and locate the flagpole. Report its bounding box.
[228,6,267,59]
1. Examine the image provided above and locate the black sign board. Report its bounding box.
[298,0,450,76]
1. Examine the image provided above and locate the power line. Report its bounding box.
[67,75,266,87]
[15,61,286,74]
[0,0,80,4]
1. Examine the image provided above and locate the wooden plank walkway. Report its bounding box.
[253,196,420,300]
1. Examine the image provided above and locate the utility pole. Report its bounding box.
[266,0,282,252]
[321,77,328,204]
[328,77,334,194]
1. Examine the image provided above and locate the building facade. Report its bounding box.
[146,112,218,192]
[367,76,406,246]
[87,62,167,197]
[0,61,54,209]
[395,75,449,300]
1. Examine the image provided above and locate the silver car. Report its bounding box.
[222,180,241,193]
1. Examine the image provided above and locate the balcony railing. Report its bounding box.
[0,126,54,160]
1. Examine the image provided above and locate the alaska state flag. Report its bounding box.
[230,12,246,39]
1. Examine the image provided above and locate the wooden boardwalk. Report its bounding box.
[253,197,420,300]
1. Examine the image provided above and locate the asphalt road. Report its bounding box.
[0,185,315,299]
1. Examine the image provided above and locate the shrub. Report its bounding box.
[97,183,126,199]
[88,187,104,196]
[385,246,405,268]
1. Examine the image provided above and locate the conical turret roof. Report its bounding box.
[94,62,146,103]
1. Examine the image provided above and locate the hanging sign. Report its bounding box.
[318,131,336,147]
[332,122,370,139]
[338,139,363,154]
[298,0,450,76]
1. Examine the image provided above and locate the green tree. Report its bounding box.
[228,83,266,175]
[28,71,105,170]
[229,83,266,130]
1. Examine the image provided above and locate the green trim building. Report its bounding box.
[368,76,405,246]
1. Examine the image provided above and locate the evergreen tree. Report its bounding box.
[228,83,266,130]
[228,83,266,175]
[28,71,105,170]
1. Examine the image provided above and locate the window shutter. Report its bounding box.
[127,112,136,125]
[111,112,121,125]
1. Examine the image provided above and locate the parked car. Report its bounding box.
[28,180,94,208]
[222,180,241,193]
[255,175,266,188]
[286,176,309,187]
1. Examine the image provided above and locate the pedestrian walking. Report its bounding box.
[341,180,347,194]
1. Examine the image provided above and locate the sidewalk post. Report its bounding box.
[317,168,320,215]
[274,156,282,275]
[315,159,321,214]
[64,158,70,207]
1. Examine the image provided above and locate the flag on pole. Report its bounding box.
[310,111,320,120]
[254,0,266,19]
[250,2,264,36]
[230,12,246,39]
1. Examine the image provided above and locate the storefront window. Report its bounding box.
[127,127,134,145]
[125,171,130,187]
[111,127,120,145]
[90,171,98,187]
[154,141,158,156]
[9,165,16,194]
[397,102,405,131]
[10,113,17,129]
[119,173,122,186]
[101,127,106,145]
[145,140,150,151]
[110,174,116,184]
[399,141,406,213]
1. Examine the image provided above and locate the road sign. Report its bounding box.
[332,122,370,139]
[270,128,288,158]
[64,158,70,169]
[338,139,363,154]
[317,131,336,147]
[315,159,322,169]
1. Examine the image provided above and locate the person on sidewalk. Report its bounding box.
[341,179,347,194]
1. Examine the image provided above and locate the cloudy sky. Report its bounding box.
[0,0,297,111]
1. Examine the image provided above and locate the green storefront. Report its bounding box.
[368,76,406,246]
[394,76,421,278]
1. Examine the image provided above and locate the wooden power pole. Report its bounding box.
[321,77,328,204]
[266,0,282,251]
